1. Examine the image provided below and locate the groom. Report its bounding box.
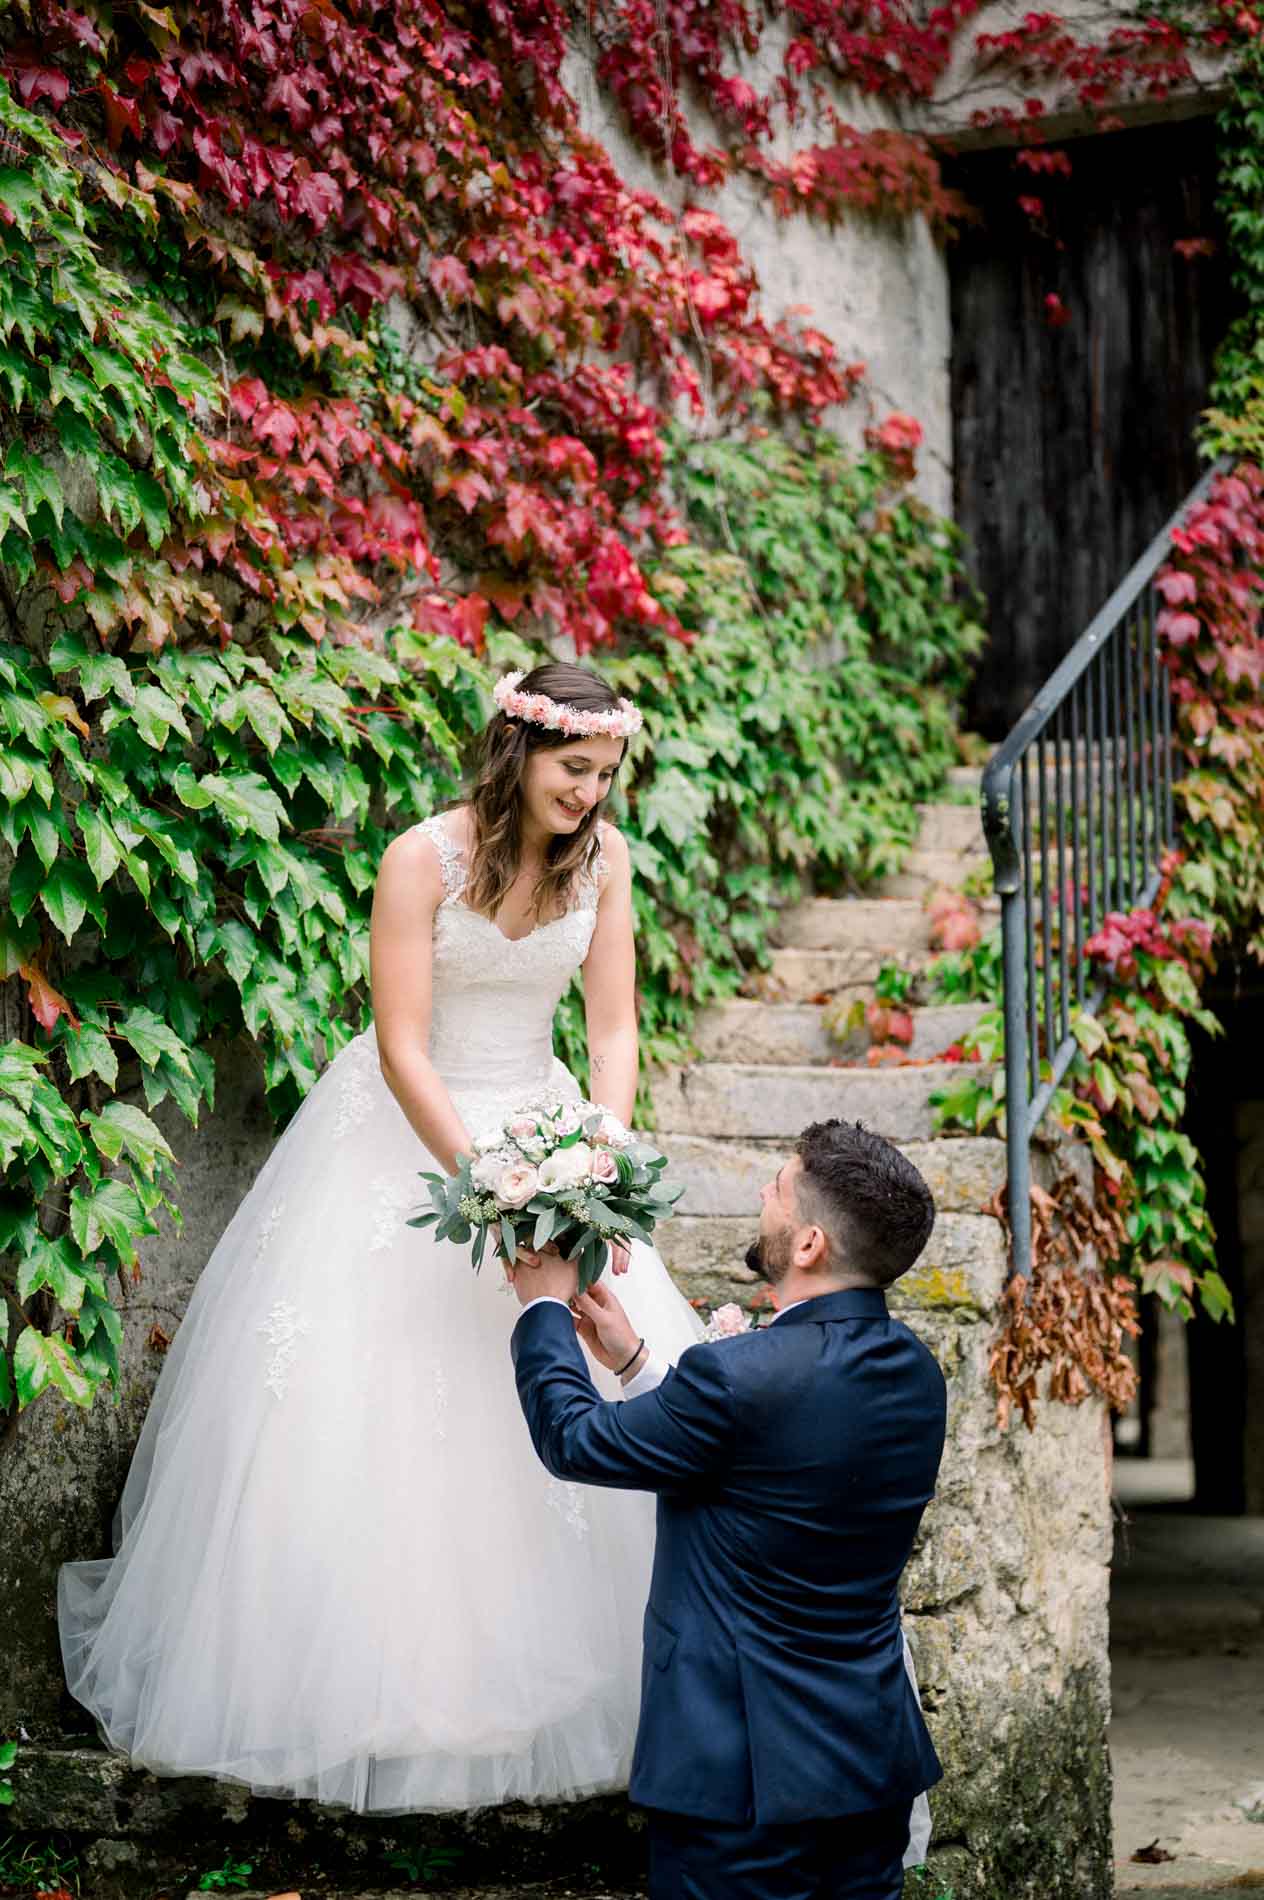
[510,1117,947,1900]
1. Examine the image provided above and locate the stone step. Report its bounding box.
[906,1002,988,1057]
[776,898,929,954]
[694,998,986,1066]
[658,1132,1006,1217]
[659,1209,1007,1315]
[763,947,932,1001]
[649,1061,990,1141]
[694,999,833,1065]
[915,802,984,852]
[878,844,990,892]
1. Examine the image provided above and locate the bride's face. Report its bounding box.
[523,735,624,838]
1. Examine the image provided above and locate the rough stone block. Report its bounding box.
[914,803,985,853]
[889,1214,1007,1317]
[692,999,832,1066]
[767,947,931,1001]
[776,898,929,954]
[657,1216,755,1293]
[897,1138,1007,1212]
[877,847,990,899]
[650,1061,990,1141]
[656,1133,1009,1220]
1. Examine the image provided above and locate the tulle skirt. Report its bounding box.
[58,1031,705,1812]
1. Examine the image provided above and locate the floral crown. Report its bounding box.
[492,671,643,739]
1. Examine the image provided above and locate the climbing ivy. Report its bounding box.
[0,417,982,1420]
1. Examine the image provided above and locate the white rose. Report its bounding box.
[496,1162,540,1210]
[471,1151,512,1191]
[589,1149,619,1185]
[538,1143,593,1192]
[590,1112,631,1149]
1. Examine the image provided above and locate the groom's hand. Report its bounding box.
[572,1281,642,1375]
[510,1242,579,1307]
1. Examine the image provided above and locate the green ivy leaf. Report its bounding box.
[84,1101,175,1177]
[40,857,102,943]
[14,1325,95,1408]
[18,1233,87,1313]
[69,1178,153,1264]
[78,804,123,886]
[117,1005,193,1073]
[5,440,64,529]
[0,1096,34,1168]
[60,1018,120,1089]
[201,771,288,842]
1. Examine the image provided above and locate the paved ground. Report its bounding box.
[1111,1460,1264,1895]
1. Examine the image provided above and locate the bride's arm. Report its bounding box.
[580,825,638,1127]
[370,829,474,1174]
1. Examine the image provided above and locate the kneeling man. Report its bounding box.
[510,1117,947,1900]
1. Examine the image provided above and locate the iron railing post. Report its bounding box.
[981,758,1033,1275]
[1001,887,1033,1276]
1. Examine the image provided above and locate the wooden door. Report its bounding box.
[948,117,1236,737]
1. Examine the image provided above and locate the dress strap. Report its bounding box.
[415,812,467,902]
[593,822,611,889]
[576,821,611,909]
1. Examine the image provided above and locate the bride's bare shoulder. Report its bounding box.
[376,810,465,907]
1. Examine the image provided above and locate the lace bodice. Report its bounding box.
[407,810,607,1134]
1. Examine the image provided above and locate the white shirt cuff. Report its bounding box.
[622,1352,666,1399]
[521,1296,572,1313]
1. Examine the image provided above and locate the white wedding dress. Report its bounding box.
[58,812,705,1813]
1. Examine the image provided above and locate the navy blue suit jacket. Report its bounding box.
[511,1287,947,1827]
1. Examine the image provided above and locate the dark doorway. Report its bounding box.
[947,117,1236,738]
[1179,985,1264,1514]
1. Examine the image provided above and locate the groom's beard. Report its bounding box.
[745,1225,793,1286]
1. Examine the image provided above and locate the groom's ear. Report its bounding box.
[795,1223,831,1273]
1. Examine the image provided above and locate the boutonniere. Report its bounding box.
[701,1302,753,1342]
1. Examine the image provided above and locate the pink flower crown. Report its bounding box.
[492,671,644,739]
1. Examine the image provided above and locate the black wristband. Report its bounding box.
[615,1337,646,1378]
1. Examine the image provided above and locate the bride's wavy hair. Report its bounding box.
[464,663,627,923]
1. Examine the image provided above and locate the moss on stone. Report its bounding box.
[910,1664,1112,1899]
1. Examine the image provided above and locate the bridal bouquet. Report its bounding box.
[410,1094,682,1293]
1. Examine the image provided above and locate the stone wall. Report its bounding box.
[565,21,955,517]
[0,1045,275,1736]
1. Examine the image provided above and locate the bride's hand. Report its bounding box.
[609,1239,631,1276]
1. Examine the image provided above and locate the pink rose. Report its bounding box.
[589,1150,619,1185]
[506,1115,540,1143]
[496,1162,540,1210]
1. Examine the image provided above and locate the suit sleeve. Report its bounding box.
[511,1299,735,1491]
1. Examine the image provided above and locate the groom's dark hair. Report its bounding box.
[793,1120,934,1287]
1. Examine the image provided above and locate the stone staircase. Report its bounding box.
[650,766,1005,1314]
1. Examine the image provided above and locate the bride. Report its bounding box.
[58,661,705,1814]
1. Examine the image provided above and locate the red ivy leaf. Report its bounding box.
[14,64,72,108]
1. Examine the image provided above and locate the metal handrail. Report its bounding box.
[981,457,1230,1278]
